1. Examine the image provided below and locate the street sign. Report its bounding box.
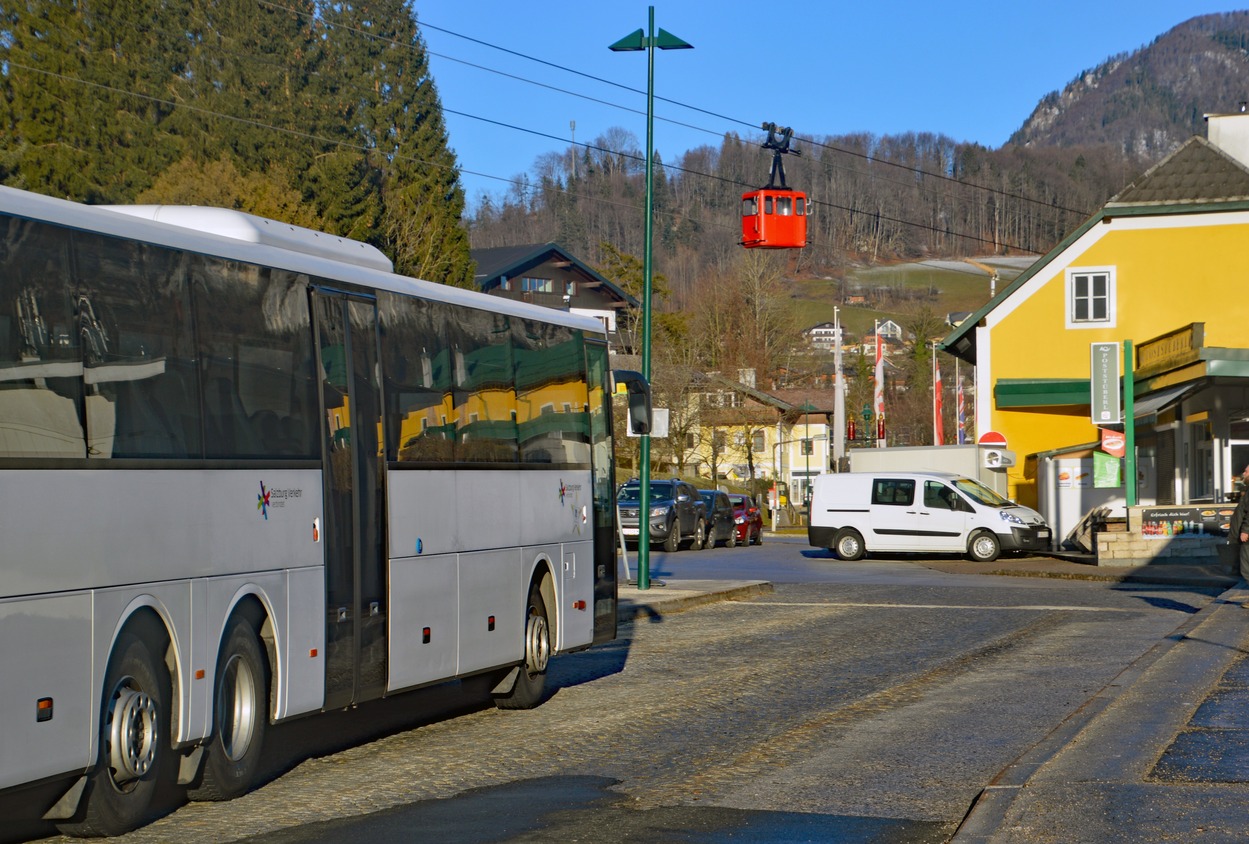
[977,431,1007,447]
[1090,342,1121,425]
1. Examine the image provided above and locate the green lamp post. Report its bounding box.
[610,8,691,590]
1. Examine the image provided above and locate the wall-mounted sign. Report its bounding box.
[1140,505,1231,539]
[1090,342,1121,425]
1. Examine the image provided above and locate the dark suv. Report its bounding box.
[617,479,706,552]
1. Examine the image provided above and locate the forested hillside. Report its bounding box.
[0,0,473,286]
[1012,11,1249,157]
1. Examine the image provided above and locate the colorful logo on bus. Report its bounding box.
[257,481,271,520]
[559,480,567,505]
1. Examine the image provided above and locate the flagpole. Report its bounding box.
[932,344,937,445]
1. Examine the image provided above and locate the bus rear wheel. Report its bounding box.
[493,583,550,710]
[59,631,172,837]
[188,619,268,802]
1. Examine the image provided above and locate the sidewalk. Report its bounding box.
[616,561,1249,842]
[953,581,1249,842]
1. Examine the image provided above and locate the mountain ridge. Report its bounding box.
[1009,11,1249,159]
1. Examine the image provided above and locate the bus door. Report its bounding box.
[312,289,387,709]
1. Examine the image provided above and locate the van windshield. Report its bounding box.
[952,477,1012,507]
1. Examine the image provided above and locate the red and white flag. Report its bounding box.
[873,322,885,420]
[956,380,967,445]
[933,355,944,445]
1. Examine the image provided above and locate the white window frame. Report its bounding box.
[1065,266,1116,329]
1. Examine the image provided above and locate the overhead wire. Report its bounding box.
[256,0,1089,222]
[6,8,1051,259]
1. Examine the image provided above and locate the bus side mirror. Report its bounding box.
[612,369,652,435]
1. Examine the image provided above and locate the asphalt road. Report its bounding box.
[11,543,1222,843]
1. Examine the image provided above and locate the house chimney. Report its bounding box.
[1206,109,1249,168]
[738,368,756,389]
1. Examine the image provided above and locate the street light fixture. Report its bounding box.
[610,8,691,591]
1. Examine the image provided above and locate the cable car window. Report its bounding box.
[764,197,773,214]
[741,196,758,216]
[796,197,806,215]
[776,196,792,216]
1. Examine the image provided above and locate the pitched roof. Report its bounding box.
[470,242,639,307]
[1108,136,1249,206]
[941,134,1249,364]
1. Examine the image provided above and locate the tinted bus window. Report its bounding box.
[74,232,201,459]
[515,321,589,465]
[449,307,517,463]
[381,293,455,463]
[191,257,318,459]
[0,217,85,458]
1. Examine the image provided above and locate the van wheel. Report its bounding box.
[833,528,865,561]
[968,530,1001,563]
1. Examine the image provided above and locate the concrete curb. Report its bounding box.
[617,580,774,622]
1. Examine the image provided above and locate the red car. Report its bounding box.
[728,494,764,545]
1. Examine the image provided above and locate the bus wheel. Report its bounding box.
[188,619,268,801]
[833,528,865,561]
[968,531,1001,563]
[59,631,171,837]
[494,584,550,710]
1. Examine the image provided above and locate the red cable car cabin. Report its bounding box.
[741,188,807,249]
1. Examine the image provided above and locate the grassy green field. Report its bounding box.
[787,257,1034,339]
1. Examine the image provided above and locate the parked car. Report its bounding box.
[617,478,706,552]
[808,471,1050,562]
[728,493,764,545]
[698,489,737,548]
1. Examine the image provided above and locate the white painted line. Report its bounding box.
[754,602,1163,613]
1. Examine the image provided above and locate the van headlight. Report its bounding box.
[999,510,1026,526]
[650,506,669,518]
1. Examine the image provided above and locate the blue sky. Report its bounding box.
[414,2,1249,206]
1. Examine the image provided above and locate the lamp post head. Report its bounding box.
[610,28,693,52]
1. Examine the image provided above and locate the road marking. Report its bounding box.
[755,601,1156,613]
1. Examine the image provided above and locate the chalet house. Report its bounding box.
[804,322,850,352]
[472,243,639,351]
[943,111,1249,519]
[861,320,904,357]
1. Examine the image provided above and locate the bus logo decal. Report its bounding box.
[559,480,567,505]
[258,482,272,520]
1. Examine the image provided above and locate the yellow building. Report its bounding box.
[943,113,1249,512]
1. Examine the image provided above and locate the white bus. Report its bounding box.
[0,185,629,835]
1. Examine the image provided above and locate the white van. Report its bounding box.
[808,471,1051,562]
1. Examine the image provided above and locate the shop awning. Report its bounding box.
[1133,383,1197,420]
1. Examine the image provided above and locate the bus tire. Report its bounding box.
[968,530,1001,563]
[59,630,172,837]
[187,619,268,802]
[833,528,865,561]
[493,583,550,710]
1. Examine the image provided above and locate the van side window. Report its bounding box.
[872,478,915,506]
[924,481,958,510]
